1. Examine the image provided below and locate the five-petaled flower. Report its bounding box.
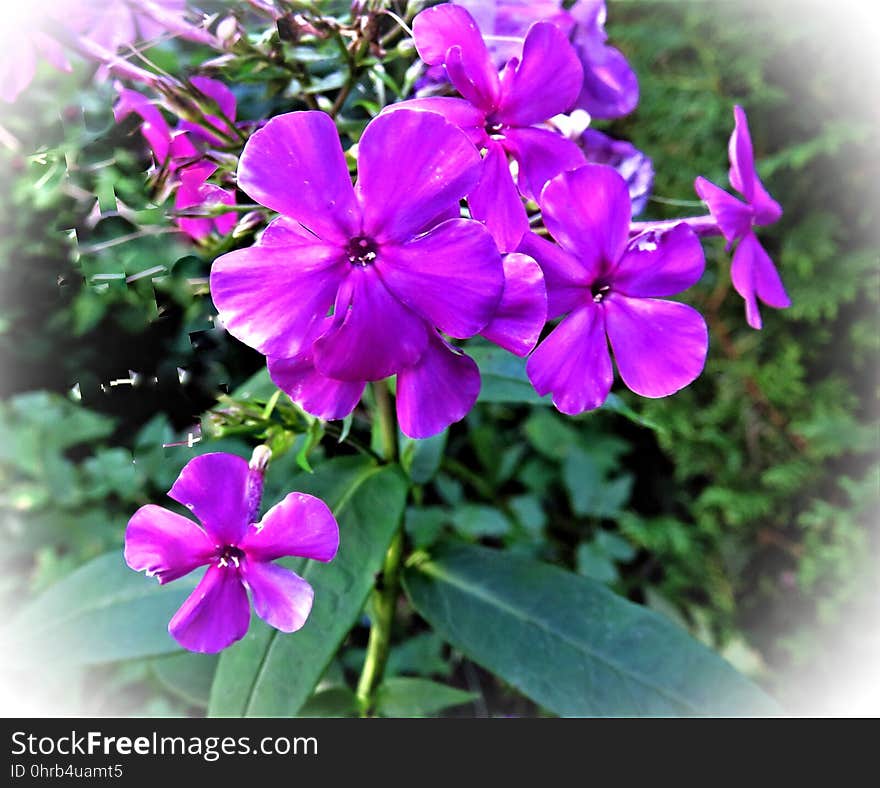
[210,108,545,439]
[524,164,709,414]
[391,2,586,252]
[694,105,788,330]
[125,451,339,653]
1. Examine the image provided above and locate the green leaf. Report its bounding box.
[152,652,218,708]
[13,552,197,666]
[374,677,475,717]
[450,504,512,539]
[298,686,358,718]
[399,429,447,484]
[208,456,408,717]
[403,543,780,716]
[468,341,550,405]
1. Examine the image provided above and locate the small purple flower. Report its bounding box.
[125,451,339,653]
[578,128,654,216]
[393,2,586,252]
[524,164,708,414]
[453,0,639,119]
[210,109,542,439]
[174,161,237,241]
[694,105,788,330]
[70,0,188,53]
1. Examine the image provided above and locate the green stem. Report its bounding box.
[355,381,404,716]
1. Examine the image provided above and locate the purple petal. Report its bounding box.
[613,223,705,298]
[178,76,237,146]
[604,294,708,398]
[114,87,172,162]
[729,106,783,226]
[502,125,586,202]
[493,22,583,127]
[312,268,429,381]
[412,3,500,109]
[168,453,250,546]
[730,232,790,330]
[481,252,547,356]
[383,96,488,147]
[239,492,339,563]
[357,110,482,244]
[32,32,72,73]
[377,218,504,338]
[527,303,613,414]
[168,565,251,653]
[174,163,235,241]
[467,140,529,252]
[396,334,481,439]
[694,176,752,247]
[577,44,639,119]
[125,504,215,584]
[237,111,360,243]
[210,243,347,359]
[0,38,36,103]
[268,353,365,421]
[518,231,590,319]
[539,164,631,279]
[240,560,314,633]
[258,215,322,247]
[579,128,654,215]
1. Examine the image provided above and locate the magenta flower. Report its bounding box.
[125,452,339,653]
[393,2,586,252]
[524,164,708,414]
[174,161,237,241]
[694,106,788,330]
[210,109,528,439]
[0,28,71,104]
[70,0,187,53]
[452,0,639,119]
[578,128,654,216]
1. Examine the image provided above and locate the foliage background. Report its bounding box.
[0,0,876,715]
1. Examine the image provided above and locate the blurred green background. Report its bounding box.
[0,0,877,715]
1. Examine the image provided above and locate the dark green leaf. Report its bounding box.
[152,652,218,708]
[403,543,780,716]
[468,341,551,405]
[208,456,408,717]
[374,677,475,717]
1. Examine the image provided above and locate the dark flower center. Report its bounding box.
[217,544,245,568]
[485,121,505,136]
[591,280,612,303]
[346,235,378,267]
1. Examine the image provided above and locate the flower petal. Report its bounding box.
[237,111,360,242]
[526,303,613,414]
[241,560,314,633]
[613,223,705,298]
[502,125,586,202]
[178,76,237,146]
[729,107,783,226]
[412,3,500,109]
[168,453,250,546]
[258,215,322,247]
[114,87,172,162]
[124,505,215,584]
[0,38,36,103]
[396,334,481,439]
[168,565,251,653]
[268,354,365,421]
[175,163,235,241]
[730,232,790,330]
[494,21,583,127]
[694,176,753,246]
[382,96,488,147]
[312,267,429,381]
[481,253,547,356]
[240,492,339,563]
[467,140,529,252]
[518,231,590,319]
[377,218,504,338]
[539,164,631,280]
[210,243,347,359]
[577,44,639,119]
[604,294,708,397]
[357,110,482,244]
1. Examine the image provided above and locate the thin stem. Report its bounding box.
[629,213,721,237]
[372,381,398,463]
[355,528,405,716]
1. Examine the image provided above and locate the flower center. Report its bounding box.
[485,121,505,136]
[591,280,612,303]
[217,544,245,569]
[346,235,378,267]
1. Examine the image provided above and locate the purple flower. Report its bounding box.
[174,161,237,241]
[125,452,339,653]
[453,0,639,119]
[578,128,654,216]
[393,2,586,252]
[524,164,708,414]
[694,106,788,330]
[210,109,541,439]
[0,11,71,103]
[70,0,187,53]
